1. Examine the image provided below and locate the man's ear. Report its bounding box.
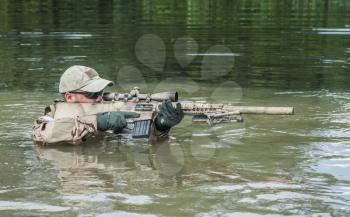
[63,92,74,102]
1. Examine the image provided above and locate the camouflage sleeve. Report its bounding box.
[32,115,98,145]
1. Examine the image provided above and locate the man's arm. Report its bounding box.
[32,115,97,145]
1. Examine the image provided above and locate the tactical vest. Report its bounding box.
[33,102,160,145]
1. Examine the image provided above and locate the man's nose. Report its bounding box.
[95,95,102,103]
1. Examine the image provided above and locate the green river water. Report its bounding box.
[0,1,350,216]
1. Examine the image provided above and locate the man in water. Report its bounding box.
[32,65,183,144]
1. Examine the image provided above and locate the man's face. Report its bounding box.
[64,92,103,103]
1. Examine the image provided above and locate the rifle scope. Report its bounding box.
[103,91,178,102]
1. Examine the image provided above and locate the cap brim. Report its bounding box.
[80,78,114,92]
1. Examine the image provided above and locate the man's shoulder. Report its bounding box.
[43,100,62,117]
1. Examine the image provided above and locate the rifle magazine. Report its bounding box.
[132,119,152,138]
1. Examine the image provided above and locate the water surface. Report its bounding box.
[0,1,350,216]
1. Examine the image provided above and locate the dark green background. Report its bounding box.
[0,0,349,91]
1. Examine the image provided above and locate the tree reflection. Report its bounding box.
[0,0,349,90]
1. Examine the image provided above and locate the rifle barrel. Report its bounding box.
[180,102,294,115]
[226,106,294,115]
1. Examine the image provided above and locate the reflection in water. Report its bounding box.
[34,140,185,196]
[1,0,350,91]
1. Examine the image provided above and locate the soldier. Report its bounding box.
[32,65,184,145]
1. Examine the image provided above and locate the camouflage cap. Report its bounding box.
[59,65,113,93]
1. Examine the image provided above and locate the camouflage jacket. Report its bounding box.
[32,102,167,145]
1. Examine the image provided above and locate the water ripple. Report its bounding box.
[197,211,331,217]
[93,211,158,217]
[199,181,303,193]
[15,31,94,39]
[0,201,70,212]
[62,192,153,205]
[313,28,350,35]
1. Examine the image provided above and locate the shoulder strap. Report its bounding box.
[44,103,56,117]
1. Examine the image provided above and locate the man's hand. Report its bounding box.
[97,112,140,133]
[155,100,184,131]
